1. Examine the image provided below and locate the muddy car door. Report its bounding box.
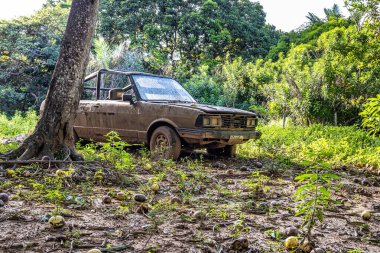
[89,99,140,143]
[75,72,140,142]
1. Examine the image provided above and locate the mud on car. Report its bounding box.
[74,69,261,159]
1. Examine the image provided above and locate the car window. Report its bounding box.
[82,78,97,100]
[102,73,131,89]
[133,75,196,103]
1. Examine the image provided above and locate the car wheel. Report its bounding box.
[150,126,181,160]
[207,145,237,157]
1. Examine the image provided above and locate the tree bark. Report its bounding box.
[4,0,99,161]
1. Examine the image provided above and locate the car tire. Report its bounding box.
[207,145,237,157]
[150,126,181,160]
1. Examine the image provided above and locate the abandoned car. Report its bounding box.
[73,69,261,159]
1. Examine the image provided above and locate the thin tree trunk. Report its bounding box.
[282,112,286,128]
[4,0,99,161]
[334,111,338,126]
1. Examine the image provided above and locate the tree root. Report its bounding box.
[0,160,97,165]
[1,134,83,162]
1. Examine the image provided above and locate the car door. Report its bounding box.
[96,89,140,143]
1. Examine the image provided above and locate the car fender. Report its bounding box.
[146,118,180,143]
[148,118,179,131]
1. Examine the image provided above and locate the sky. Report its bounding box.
[0,0,350,32]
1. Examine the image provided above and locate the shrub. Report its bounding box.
[360,94,380,136]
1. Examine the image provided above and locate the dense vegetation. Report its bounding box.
[1,0,379,131]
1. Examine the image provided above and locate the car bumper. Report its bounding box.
[177,128,261,145]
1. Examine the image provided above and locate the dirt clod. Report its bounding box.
[240,165,251,171]
[134,194,147,202]
[23,170,31,177]
[136,203,150,214]
[285,226,298,236]
[300,238,312,252]
[193,210,205,220]
[213,162,227,169]
[0,193,9,202]
[310,248,325,253]
[372,203,380,211]
[102,195,112,204]
[171,196,182,204]
[115,192,126,201]
[231,237,249,250]
[361,179,370,186]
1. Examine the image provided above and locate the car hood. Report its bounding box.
[173,103,257,116]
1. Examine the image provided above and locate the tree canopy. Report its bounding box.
[0,0,379,128]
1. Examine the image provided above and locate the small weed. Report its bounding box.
[228,219,251,238]
[242,171,270,196]
[293,160,339,241]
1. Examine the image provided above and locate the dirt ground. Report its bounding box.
[0,151,379,253]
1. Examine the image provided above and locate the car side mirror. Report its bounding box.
[122,94,134,104]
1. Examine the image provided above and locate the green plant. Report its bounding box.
[0,110,37,138]
[360,94,380,136]
[101,131,132,170]
[264,229,283,240]
[239,124,380,169]
[242,171,270,196]
[228,219,251,238]
[293,161,339,241]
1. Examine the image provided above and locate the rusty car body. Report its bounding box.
[74,69,261,159]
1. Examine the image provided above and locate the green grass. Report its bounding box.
[0,110,38,138]
[1,111,379,169]
[239,124,380,169]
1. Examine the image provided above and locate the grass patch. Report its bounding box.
[0,110,38,138]
[239,124,380,168]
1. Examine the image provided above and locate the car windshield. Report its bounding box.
[132,75,196,103]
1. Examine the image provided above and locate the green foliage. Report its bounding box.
[77,131,133,172]
[0,110,37,137]
[242,171,270,195]
[183,65,223,106]
[87,37,144,73]
[239,124,380,168]
[0,0,379,133]
[294,161,339,237]
[98,0,280,74]
[0,4,69,115]
[360,94,380,135]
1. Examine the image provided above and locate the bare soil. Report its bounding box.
[0,152,379,253]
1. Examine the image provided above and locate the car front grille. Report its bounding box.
[221,115,249,128]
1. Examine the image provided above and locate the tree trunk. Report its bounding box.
[4,0,99,161]
[334,111,338,126]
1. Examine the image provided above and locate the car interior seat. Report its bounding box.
[108,88,124,100]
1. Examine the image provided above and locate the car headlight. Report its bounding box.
[203,115,222,127]
[247,118,257,127]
